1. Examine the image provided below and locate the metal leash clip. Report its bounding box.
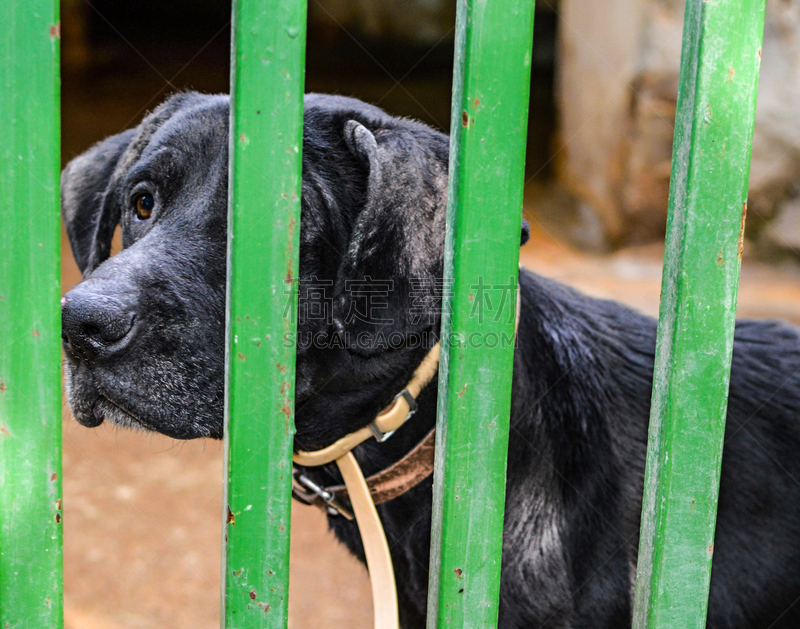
[368,389,418,442]
[292,470,354,520]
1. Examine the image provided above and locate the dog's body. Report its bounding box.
[61,92,800,628]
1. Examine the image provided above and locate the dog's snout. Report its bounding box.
[62,285,137,361]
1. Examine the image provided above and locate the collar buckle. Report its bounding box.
[368,388,418,442]
[292,471,354,520]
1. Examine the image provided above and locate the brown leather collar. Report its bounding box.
[293,427,436,515]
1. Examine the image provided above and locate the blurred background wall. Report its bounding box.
[62,0,800,260]
[557,0,800,258]
[56,1,800,628]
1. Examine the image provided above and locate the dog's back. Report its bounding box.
[712,319,800,627]
[502,271,800,628]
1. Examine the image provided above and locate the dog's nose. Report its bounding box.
[62,284,136,362]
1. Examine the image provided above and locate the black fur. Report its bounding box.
[61,92,800,628]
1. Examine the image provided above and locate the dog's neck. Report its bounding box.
[306,269,657,627]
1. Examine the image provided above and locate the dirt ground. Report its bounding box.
[60,210,800,628]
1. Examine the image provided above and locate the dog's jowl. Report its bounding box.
[61,92,800,628]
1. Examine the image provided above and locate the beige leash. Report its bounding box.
[293,342,441,629]
[294,343,441,467]
[336,452,398,629]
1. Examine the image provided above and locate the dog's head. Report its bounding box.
[61,92,528,445]
[61,92,230,438]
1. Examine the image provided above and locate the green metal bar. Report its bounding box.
[223,0,306,626]
[632,1,766,626]
[426,1,535,627]
[0,2,64,627]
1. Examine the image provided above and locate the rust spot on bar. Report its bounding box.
[707,544,714,556]
[249,591,257,600]
[717,253,723,265]
[738,201,748,260]
[239,134,246,142]
[0,380,6,393]
[757,48,762,59]
[237,353,246,361]
[281,402,292,419]
[458,384,468,398]
[0,425,9,437]
[461,111,469,126]
[32,329,40,337]
[454,568,463,578]
[56,499,62,510]
[49,22,60,39]
[276,363,286,373]
[728,68,735,82]
[55,513,61,524]
[51,473,57,482]
[227,505,235,525]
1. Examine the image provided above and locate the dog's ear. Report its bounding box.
[61,128,135,274]
[332,120,449,355]
[332,120,530,355]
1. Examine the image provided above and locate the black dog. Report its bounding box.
[61,92,800,628]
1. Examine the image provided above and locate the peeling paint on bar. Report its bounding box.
[633,1,767,627]
[0,0,64,626]
[426,0,535,627]
[223,0,307,627]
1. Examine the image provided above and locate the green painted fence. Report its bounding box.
[0,1,64,628]
[223,0,307,626]
[426,0,535,626]
[0,0,770,626]
[632,1,767,626]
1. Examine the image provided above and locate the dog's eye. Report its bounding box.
[134,193,155,220]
